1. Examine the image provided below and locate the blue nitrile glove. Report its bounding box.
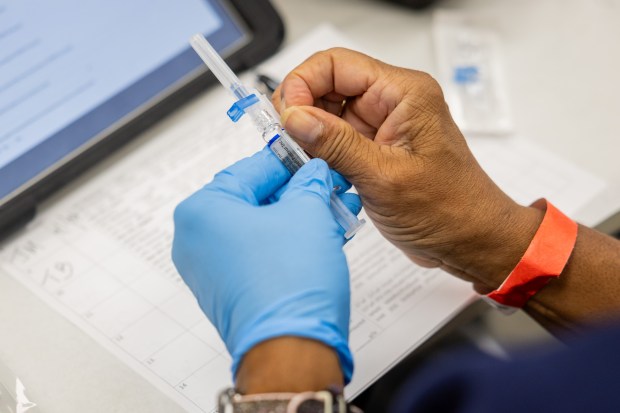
[171,147,362,383]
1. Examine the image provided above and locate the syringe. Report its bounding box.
[190,34,365,239]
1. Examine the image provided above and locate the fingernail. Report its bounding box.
[281,107,323,144]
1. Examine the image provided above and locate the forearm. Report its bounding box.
[236,337,344,394]
[525,224,620,332]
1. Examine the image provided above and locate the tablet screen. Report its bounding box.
[0,0,249,202]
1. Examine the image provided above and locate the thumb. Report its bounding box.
[278,158,332,205]
[281,106,381,183]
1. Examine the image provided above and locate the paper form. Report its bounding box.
[0,26,610,412]
[467,137,607,214]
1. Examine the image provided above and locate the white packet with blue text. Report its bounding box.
[433,10,513,136]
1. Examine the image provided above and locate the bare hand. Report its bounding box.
[274,48,542,289]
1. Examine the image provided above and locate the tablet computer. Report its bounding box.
[0,0,284,237]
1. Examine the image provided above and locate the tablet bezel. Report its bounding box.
[0,0,285,238]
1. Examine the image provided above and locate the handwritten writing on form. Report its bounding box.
[0,27,607,413]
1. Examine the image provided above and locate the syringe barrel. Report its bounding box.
[267,131,310,174]
[190,33,365,238]
[266,129,365,239]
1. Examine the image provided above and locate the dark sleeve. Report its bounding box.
[390,324,620,413]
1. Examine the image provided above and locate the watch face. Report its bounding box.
[296,399,329,413]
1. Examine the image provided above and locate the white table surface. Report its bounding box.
[1,0,619,412]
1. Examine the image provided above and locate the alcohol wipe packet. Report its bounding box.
[433,10,513,136]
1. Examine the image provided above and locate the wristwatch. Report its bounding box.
[218,388,363,413]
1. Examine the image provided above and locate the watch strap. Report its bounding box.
[218,388,362,413]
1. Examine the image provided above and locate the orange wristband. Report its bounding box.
[483,199,578,313]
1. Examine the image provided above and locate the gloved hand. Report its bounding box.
[171,147,361,383]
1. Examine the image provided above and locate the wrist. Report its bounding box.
[228,304,353,384]
[484,199,579,311]
[236,337,344,394]
[459,200,545,289]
